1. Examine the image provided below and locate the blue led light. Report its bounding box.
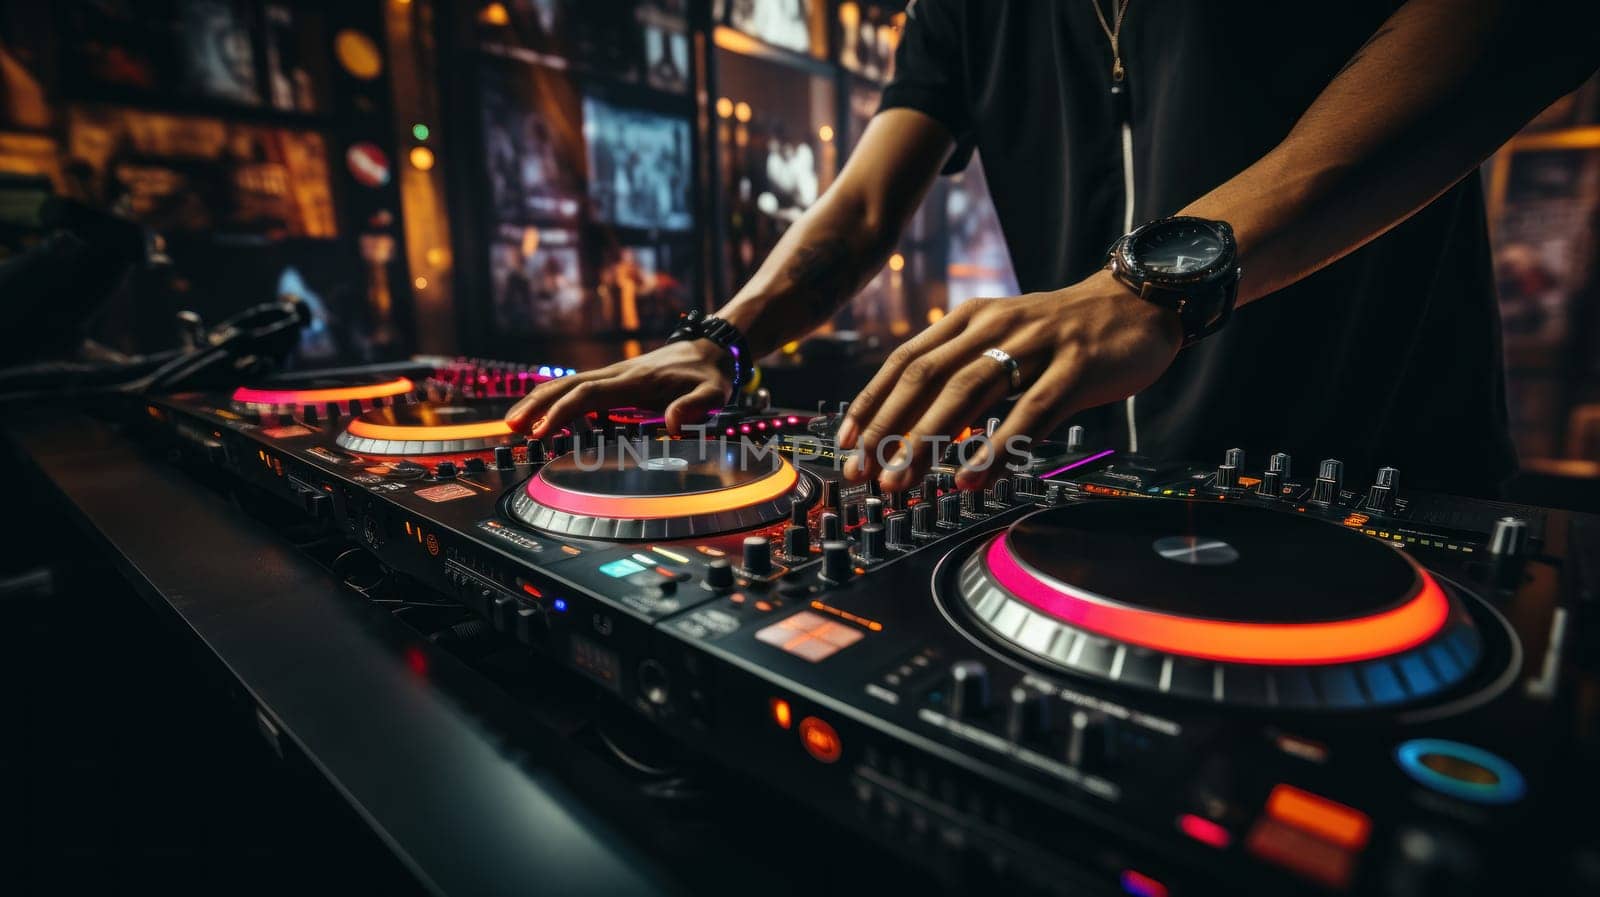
[552,598,568,612]
[1395,739,1525,804]
[598,558,646,578]
[537,365,552,377]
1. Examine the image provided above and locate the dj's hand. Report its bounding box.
[837,269,1183,492]
[505,340,732,437]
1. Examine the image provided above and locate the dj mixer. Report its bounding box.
[139,359,1598,897]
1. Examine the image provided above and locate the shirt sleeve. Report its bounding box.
[877,0,975,173]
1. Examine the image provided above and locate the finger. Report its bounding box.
[538,377,635,437]
[663,381,727,436]
[879,357,1009,491]
[955,356,1082,490]
[837,303,978,450]
[843,327,993,482]
[506,368,611,434]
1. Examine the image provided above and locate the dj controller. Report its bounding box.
[138,358,1597,896]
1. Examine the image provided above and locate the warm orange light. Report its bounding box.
[798,716,842,763]
[478,2,510,26]
[818,124,834,143]
[887,252,905,272]
[716,97,734,118]
[734,101,752,123]
[770,697,793,730]
[926,307,945,324]
[1265,785,1371,849]
[525,458,799,519]
[409,145,436,171]
[414,276,429,289]
[345,417,512,441]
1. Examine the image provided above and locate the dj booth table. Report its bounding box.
[11,410,927,896]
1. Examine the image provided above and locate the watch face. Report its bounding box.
[1133,220,1227,276]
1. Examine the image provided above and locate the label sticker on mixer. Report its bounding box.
[261,425,312,439]
[416,483,476,503]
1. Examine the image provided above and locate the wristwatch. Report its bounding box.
[667,309,753,392]
[1106,216,1242,347]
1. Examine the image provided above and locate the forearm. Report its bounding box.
[715,190,900,357]
[715,108,953,356]
[1180,0,1599,304]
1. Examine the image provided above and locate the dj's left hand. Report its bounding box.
[837,269,1183,492]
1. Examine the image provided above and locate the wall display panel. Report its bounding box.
[479,57,586,224]
[582,94,693,232]
[716,0,828,59]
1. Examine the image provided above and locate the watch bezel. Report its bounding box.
[1112,216,1238,287]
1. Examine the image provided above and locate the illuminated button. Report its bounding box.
[1119,870,1168,897]
[1265,785,1371,849]
[1246,817,1355,889]
[1178,812,1232,849]
[1395,739,1525,804]
[798,716,842,763]
[769,697,793,729]
[598,558,646,578]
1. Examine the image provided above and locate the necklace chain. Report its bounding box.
[1090,0,1131,81]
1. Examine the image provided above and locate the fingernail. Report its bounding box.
[836,417,857,448]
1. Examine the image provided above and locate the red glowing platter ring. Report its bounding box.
[523,458,798,520]
[232,377,416,407]
[982,534,1450,666]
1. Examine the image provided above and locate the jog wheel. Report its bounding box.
[943,499,1501,710]
[231,371,417,419]
[335,402,516,455]
[508,438,814,540]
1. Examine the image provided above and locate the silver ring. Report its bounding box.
[981,347,1024,399]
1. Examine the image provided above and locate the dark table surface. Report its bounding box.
[7,411,692,897]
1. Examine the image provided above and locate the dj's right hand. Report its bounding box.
[504,340,733,438]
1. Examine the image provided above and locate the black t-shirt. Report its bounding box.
[881,0,1517,496]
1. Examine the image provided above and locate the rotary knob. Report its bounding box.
[1066,425,1086,452]
[960,489,982,515]
[790,502,807,526]
[1015,472,1042,496]
[937,493,962,528]
[820,540,852,583]
[1215,463,1238,490]
[704,558,734,590]
[783,524,810,558]
[947,660,991,720]
[551,432,572,455]
[992,477,1013,505]
[1006,685,1052,743]
[922,473,942,503]
[525,438,548,464]
[1308,458,1343,506]
[493,445,515,470]
[1066,710,1112,769]
[912,502,936,536]
[1268,451,1291,481]
[1224,447,1245,469]
[433,460,457,478]
[1257,469,1282,498]
[1364,466,1400,514]
[820,511,842,542]
[886,512,911,548]
[463,457,487,473]
[742,536,773,577]
[864,497,885,526]
[859,524,886,561]
[844,503,861,528]
[1489,516,1528,556]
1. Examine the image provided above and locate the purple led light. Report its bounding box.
[1040,448,1116,480]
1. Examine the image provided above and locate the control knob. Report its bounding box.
[1308,458,1343,506]
[858,524,886,561]
[1268,452,1291,481]
[947,660,991,719]
[1224,447,1246,469]
[886,512,911,548]
[525,438,548,464]
[922,473,942,502]
[1257,469,1282,498]
[937,493,962,528]
[434,460,457,479]
[911,503,936,537]
[1066,425,1086,452]
[820,511,842,542]
[992,477,1013,505]
[960,489,982,515]
[820,540,853,583]
[1215,463,1238,490]
[704,558,734,590]
[1489,516,1528,557]
[1364,466,1400,514]
[493,445,515,470]
[742,536,773,577]
[1006,685,1052,743]
[822,480,842,513]
[783,524,810,558]
[864,497,885,526]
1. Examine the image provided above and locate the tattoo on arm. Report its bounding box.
[783,236,862,323]
[1336,24,1396,76]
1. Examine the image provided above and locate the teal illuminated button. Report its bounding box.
[1395,739,1525,804]
[598,558,646,578]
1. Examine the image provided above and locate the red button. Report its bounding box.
[798,716,842,763]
